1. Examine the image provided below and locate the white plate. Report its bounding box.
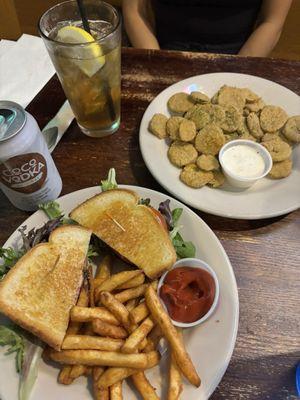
[139,72,300,219]
[0,185,238,400]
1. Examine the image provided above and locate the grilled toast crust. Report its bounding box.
[70,189,176,278]
[0,225,91,350]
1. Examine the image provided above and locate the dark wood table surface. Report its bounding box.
[1,48,299,399]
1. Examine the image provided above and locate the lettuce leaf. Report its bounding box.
[101,168,118,191]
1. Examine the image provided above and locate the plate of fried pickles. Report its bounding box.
[139,72,300,219]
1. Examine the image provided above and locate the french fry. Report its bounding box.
[121,317,155,354]
[117,273,145,290]
[47,349,149,369]
[125,298,139,312]
[87,262,95,307]
[69,364,90,379]
[97,350,160,389]
[110,380,123,400]
[168,355,183,400]
[70,306,120,325]
[93,367,109,400]
[143,325,163,352]
[95,255,112,281]
[95,270,143,300]
[131,371,159,400]
[66,282,89,335]
[92,319,128,339]
[145,286,201,387]
[130,302,149,324]
[62,335,124,351]
[58,365,73,385]
[114,284,148,304]
[99,292,137,333]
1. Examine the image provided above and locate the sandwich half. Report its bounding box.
[70,189,177,279]
[0,225,91,350]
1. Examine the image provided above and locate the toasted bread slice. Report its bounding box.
[70,189,176,279]
[0,225,91,350]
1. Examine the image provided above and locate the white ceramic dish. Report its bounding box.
[157,258,220,328]
[0,185,238,400]
[219,140,273,188]
[139,72,300,219]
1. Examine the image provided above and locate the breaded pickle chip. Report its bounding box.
[190,91,210,104]
[268,159,292,179]
[166,116,185,140]
[224,132,240,143]
[200,104,226,125]
[246,112,264,138]
[148,113,168,139]
[237,117,250,136]
[196,154,219,171]
[208,170,225,188]
[262,138,292,162]
[282,116,300,143]
[167,92,194,114]
[195,123,225,155]
[241,88,260,103]
[260,106,288,132]
[221,106,243,133]
[168,141,198,167]
[179,119,197,142]
[180,164,213,188]
[244,98,265,113]
[218,86,245,111]
[261,132,280,142]
[185,105,210,130]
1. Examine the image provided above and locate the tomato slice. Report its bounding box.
[148,206,168,232]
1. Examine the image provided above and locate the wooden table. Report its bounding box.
[1,48,299,399]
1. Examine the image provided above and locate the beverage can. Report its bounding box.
[0,101,62,211]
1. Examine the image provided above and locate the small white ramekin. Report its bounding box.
[219,139,273,188]
[157,258,219,328]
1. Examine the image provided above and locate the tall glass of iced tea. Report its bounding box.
[39,0,121,137]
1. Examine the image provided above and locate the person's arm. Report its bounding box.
[122,0,160,49]
[238,0,292,57]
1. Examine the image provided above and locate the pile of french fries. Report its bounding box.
[46,255,201,399]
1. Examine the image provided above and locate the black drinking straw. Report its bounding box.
[76,0,116,123]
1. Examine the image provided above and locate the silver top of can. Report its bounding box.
[0,101,27,142]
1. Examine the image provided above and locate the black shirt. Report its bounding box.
[152,0,263,54]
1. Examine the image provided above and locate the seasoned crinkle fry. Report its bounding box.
[97,351,160,389]
[47,349,149,368]
[168,355,183,400]
[143,324,163,352]
[58,365,73,385]
[121,317,155,354]
[92,319,128,339]
[96,255,112,279]
[62,335,124,351]
[130,302,149,324]
[118,273,145,290]
[95,270,143,300]
[70,306,120,325]
[100,291,137,333]
[67,282,89,335]
[115,284,149,303]
[110,380,123,400]
[145,286,201,387]
[131,371,159,400]
[69,364,91,379]
[93,367,109,400]
[168,329,183,400]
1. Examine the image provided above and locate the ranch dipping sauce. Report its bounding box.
[221,144,265,178]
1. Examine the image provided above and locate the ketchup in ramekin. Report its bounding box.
[159,266,216,323]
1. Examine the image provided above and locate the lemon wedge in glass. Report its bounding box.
[56,26,106,77]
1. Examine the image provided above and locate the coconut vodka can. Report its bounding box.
[0,101,62,211]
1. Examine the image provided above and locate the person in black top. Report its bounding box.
[122,0,292,56]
